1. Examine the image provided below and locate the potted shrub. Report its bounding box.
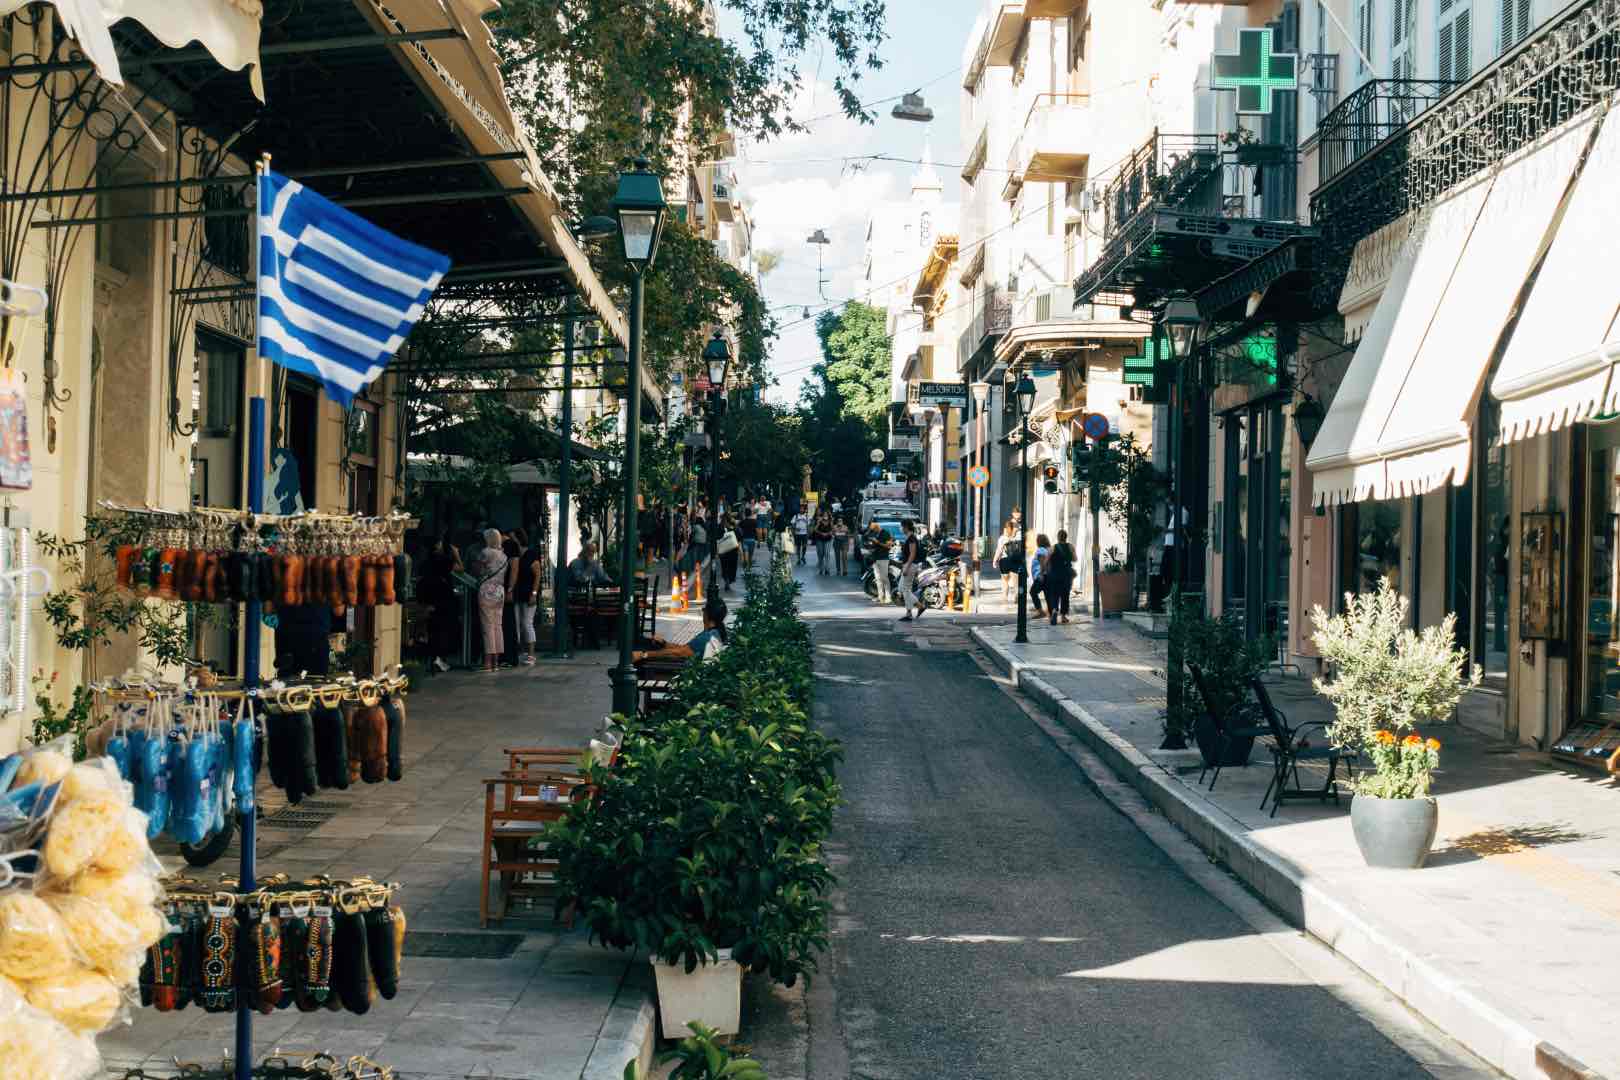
[551,709,836,1036]
[1169,605,1273,763]
[1310,581,1480,868]
[1097,548,1133,613]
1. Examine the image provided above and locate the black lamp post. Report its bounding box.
[702,328,732,592]
[1013,373,1037,645]
[1160,297,1204,750]
[609,158,667,718]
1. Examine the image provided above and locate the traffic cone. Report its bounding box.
[671,574,686,612]
[693,566,705,605]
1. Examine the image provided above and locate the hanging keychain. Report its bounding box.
[232,693,256,812]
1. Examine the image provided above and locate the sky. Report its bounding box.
[718,0,982,406]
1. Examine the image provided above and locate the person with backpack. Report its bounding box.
[1029,533,1051,618]
[898,519,926,622]
[1045,529,1077,624]
[812,512,834,575]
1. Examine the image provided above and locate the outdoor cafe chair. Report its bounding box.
[1249,676,1349,817]
[1187,663,1269,791]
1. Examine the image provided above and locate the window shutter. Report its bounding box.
[1357,0,1372,73]
[1502,0,1531,51]
[1455,6,1472,77]
[1438,20,1453,81]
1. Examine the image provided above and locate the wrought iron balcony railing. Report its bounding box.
[1315,78,1459,188]
[1102,132,1223,242]
[1311,0,1620,306]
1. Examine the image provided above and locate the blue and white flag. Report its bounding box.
[257,169,450,406]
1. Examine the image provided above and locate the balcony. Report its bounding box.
[1007,93,1091,186]
[956,283,1013,371]
[712,167,736,223]
[1074,130,1306,311]
[1310,0,1620,308]
[1315,79,1459,189]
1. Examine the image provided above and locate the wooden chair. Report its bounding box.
[634,656,687,715]
[480,752,594,927]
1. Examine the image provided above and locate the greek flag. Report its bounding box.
[257,169,449,406]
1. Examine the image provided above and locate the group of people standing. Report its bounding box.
[992,513,1077,624]
[416,529,549,675]
[787,509,854,576]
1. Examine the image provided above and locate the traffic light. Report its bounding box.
[1070,440,1090,486]
[1042,462,1061,494]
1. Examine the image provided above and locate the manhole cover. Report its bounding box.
[1082,640,1125,657]
[402,931,524,959]
[260,806,336,830]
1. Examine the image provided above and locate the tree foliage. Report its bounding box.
[813,304,891,430]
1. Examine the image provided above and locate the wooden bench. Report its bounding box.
[634,656,688,715]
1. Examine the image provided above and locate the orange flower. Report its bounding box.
[1425,737,1441,751]
[1403,733,1423,746]
[1374,730,1396,745]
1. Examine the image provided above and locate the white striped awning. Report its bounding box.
[1492,111,1620,443]
[927,482,960,496]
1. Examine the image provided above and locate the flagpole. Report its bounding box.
[235,151,271,1080]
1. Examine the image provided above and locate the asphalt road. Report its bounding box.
[758,555,1483,1080]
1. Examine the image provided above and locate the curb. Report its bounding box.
[971,626,1593,1080]
[581,959,658,1080]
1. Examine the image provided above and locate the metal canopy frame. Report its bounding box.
[0,0,616,434]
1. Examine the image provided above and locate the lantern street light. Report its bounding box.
[608,158,667,718]
[702,329,733,592]
[1159,297,1205,750]
[1013,374,1037,645]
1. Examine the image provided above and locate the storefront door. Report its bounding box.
[190,331,243,674]
[1222,400,1290,641]
[1572,421,1620,763]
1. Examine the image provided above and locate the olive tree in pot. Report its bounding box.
[548,700,838,1037]
[1310,581,1480,868]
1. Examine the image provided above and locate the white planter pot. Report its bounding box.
[651,948,742,1040]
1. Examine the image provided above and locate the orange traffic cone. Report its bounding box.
[692,565,705,605]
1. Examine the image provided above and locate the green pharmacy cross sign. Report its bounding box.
[1212,28,1298,116]
[1123,334,1168,387]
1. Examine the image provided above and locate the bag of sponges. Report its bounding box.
[0,739,170,1078]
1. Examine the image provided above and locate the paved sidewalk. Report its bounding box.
[973,617,1620,1080]
[102,652,655,1080]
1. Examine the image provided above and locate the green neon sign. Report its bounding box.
[1124,335,1168,386]
[1212,28,1298,116]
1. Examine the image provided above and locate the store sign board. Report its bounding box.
[1123,335,1167,386]
[917,382,967,409]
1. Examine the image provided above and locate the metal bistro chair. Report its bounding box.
[1249,676,1349,817]
[1187,663,1269,791]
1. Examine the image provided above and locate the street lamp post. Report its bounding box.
[1013,374,1037,644]
[1160,298,1204,750]
[609,159,667,718]
[970,382,990,603]
[703,329,732,592]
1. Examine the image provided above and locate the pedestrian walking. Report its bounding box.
[755,498,772,565]
[792,509,810,566]
[740,508,757,568]
[423,534,462,671]
[898,519,926,622]
[833,516,851,575]
[866,522,892,604]
[994,521,1020,604]
[690,510,710,586]
[471,528,508,674]
[780,523,797,565]
[1029,532,1050,617]
[716,514,741,592]
[813,512,834,575]
[1045,529,1076,625]
[513,530,544,664]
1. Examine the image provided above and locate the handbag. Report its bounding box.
[476,556,508,603]
[715,530,739,555]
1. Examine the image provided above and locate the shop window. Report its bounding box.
[1340,498,1402,600]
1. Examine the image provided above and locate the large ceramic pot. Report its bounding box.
[651,948,742,1039]
[1097,571,1133,613]
[1350,794,1439,869]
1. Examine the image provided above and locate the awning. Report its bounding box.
[1492,112,1620,443]
[1307,113,1593,502]
[1337,213,1417,345]
[1380,113,1593,494]
[0,0,263,97]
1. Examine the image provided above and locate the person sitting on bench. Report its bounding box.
[634,599,728,667]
